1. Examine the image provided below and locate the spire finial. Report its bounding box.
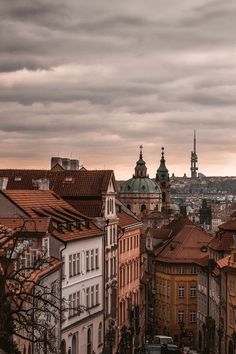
[161,147,165,161]
[139,144,143,159]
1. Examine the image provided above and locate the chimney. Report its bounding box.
[62,158,71,170]
[51,157,63,170]
[70,159,80,171]
[0,177,8,190]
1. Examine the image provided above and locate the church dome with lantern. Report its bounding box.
[119,146,162,215]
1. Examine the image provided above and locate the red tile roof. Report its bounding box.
[2,190,78,218]
[156,225,213,265]
[118,210,141,228]
[0,169,115,197]
[218,220,236,231]
[163,216,194,237]
[68,199,102,217]
[217,256,230,268]
[147,228,171,240]
[208,231,234,252]
[0,217,50,233]
[1,190,103,242]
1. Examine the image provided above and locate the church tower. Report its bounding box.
[190,130,198,178]
[134,145,148,178]
[156,147,171,213]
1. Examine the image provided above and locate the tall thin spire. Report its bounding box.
[134,145,147,178]
[139,144,143,160]
[156,147,169,181]
[190,130,198,178]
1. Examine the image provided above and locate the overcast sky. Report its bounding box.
[0,0,236,179]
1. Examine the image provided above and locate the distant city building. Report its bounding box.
[190,130,198,179]
[199,199,212,230]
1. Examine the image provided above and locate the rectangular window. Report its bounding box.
[77,253,81,274]
[91,249,95,270]
[190,311,196,323]
[91,286,94,307]
[105,229,108,246]
[110,225,113,244]
[69,255,72,277]
[72,293,76,316]
[72,254,76,276]
[86,288,90,308]
[95,248,99,269]
[110,258,113,278]
[190,286,197,298]
[127,238,130,251]
[179,265,184,274]
[69,294,73,317]
[113,257,116,277]
[178,311,184,323]
[190,266,197,274]
[95,284,99,305]
[86,250,90,272]
[77,291,80,314]
[178,286,185,298]
[130,236,133,250]
[120,268,122,288]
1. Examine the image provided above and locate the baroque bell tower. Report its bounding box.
[156,147,171,213]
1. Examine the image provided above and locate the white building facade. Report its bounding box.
[61,234,104,354]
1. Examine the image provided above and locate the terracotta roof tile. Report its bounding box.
[68,199,102,217]
[218,220,236,231]
[217,256,230,268]
[156,225,213,264]
[0,169,115,197]
[163,216,194,237]
[208,231,234,252]
[1,190,103,242]
[118,210,141,228]
[0,217,50,233]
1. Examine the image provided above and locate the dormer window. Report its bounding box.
[64,177,73,182]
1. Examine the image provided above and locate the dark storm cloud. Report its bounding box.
[0,0,236,177]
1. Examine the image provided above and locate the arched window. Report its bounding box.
[87,327,92,354]
[98,322,102,345]
[72,334,77,354]
[141,204,146,212]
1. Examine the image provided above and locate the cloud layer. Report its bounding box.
[0,0,236,178]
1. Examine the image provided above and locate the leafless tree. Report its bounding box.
[0,220,63,354]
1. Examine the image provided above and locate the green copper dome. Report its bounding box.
[121,177,161,194]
